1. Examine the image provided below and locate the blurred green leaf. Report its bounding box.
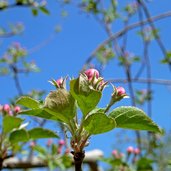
[0,67,9,75]
[32,9,38,16]
[28,128,59,140]
[3,116,23,133]
[9,129,29,144]
[137,157,153,171]
[34,145,47,155]
[39,7,50,15]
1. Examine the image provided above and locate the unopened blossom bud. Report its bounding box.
[116,87,126,96]
[56,78,63,87]
[105,86,128,113]
[65,148,70,154]
[127,146,134,154]
[0,105,3,112]
[8,111,13,116]
[84,68,99,80]
[14,106,21,113]
[3,104,10,113]
[134,148,140,155]
[29,141,36,148]
[112,150,118,158]
[13,42,20,49]
[58,139,65,146]
[119,153,124,158]
[47,139,53,147]
[57,146,62,154]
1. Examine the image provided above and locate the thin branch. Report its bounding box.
[85,10,171,65]
[0,32,17,38]
[137,0,171,71]
[10,65,23,96]
[0,3,31,11]
[108,78,171,85]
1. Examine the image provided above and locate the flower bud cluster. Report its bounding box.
[45,139,67,155]
[0,104,21,116]
[112,149,124,159]
[126,146,141,164]
[83,68,108,91]
[126,146,140,155]
[112,147,141,164]
[57,139,65,154]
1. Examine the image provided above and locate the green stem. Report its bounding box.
[104,103,114,113]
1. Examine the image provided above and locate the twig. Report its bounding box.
[108,78,171,85]
[85,10,171,65]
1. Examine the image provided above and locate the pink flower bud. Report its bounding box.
[57,147,62,154]
[8,111,13,116]
[58,139,65,146]
[13,42,20,49]
[134,148,140,155]
[14,106,21,113]
[56,78,63,87]
[47,139,53,147]
[112,150,118,157]
[65,148,70,154]
[29,141,36,148]
[0,105,3,112]
[116,87,126,96]
[3,104,10,113]
[84,68,99,80]
[127,146,134,153]
[119,153,124,158]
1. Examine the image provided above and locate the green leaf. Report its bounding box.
[0,58,7,63]
[33,145,47,155]
[70,75,102,115]
[137,157,153,171]
[39,7,50,15]
[44,89,76,121]
[32,8,38,16]
[19,108,61,122]
[83,112,116,135]
[28,128,59,140]
[16,96,40,109]
[3,116,23,133]
[9,129,29,144]
[109,106,162,133]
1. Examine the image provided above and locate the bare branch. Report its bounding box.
[108,78,171,86]
[86,10,171,64]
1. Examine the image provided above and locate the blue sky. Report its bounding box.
[1,0,171,168]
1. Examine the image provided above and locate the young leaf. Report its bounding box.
[32,8,38,16]
[70,76,102,115]
[39,7,50,15]
[109,106,162,133]
[83,113,116,135]
[19,108,61,122]
[28,128,59,140]
[16,96,40,109]
[9,129,29,144]
[44,89,76,121]
[33,145,47,155]
[3,116,23,133]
